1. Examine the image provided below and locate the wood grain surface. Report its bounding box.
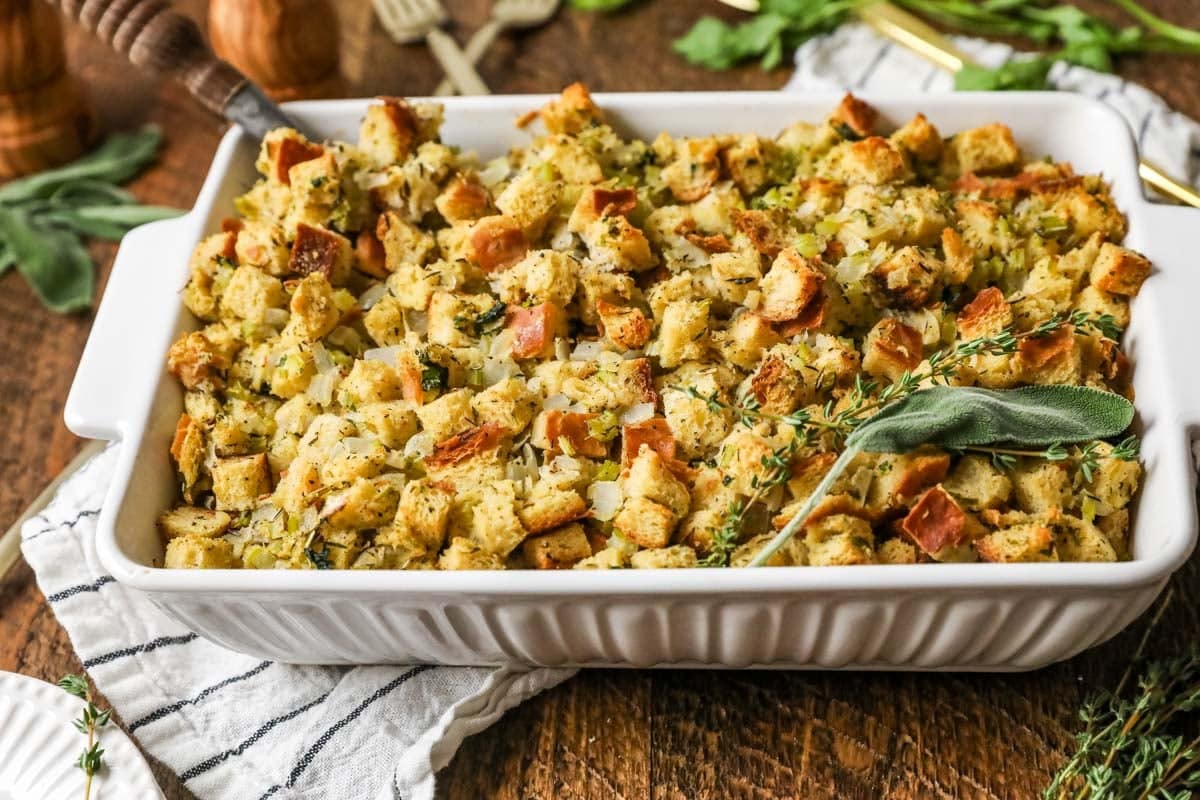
[1,2,1198,799]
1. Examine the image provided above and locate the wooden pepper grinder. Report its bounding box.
[208,0,344,102]
[0,0,94,179]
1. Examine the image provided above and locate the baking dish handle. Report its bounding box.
[65,215,196,441]
[1138,203,1200,430]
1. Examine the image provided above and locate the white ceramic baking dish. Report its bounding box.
[65,92,1199,669]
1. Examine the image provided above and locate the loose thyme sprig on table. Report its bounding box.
[58,673,111,800]
[683,311,1134,566]
[1045,590,1200,800]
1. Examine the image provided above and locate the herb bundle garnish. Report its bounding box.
[58,673,112,800]
[0,128,179,312]
[572,0,1200,91]
[1046,591,1200,800]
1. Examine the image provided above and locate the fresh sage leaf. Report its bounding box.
[42,204,181,240]
[567,0,635,10]
[748,386,1135,566]
[955,56,1054,91]
[0,240,13,276]
[848,385,1134,453]
[0,206,94,312]
[48,179,138,209]
[0,127,161,204]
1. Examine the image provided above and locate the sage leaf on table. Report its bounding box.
[0,127,178,313]
[748,385,1135,567]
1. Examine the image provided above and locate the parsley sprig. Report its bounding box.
[59,674,112,800]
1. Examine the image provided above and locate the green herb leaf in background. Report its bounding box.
[0,127,178,313]
[749,385,1136,566]
[567,0,636,10]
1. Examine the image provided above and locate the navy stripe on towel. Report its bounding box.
[83,634,199,668]
[46,575,115,603]
[254,666,434,800]
[128,661,274,732]
[181,690,333,782]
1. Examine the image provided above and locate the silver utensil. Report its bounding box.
[374,0,491,96]
[433,0,562,97]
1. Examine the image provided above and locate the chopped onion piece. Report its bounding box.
[263,308,290,329]
[588,481,622,521]
[620,402,655,425]
[554,338,570,361]
[481,357,521,385]
[306,372,336,406]
[570,340,607,361]
[299,505,320,533]
[363,345,402,368]
[478,157,511,187]
[403,431,435,459]
[358,283,390,310]
[543,393,571,411]
[310,342,336,375]
[404,310,428,334]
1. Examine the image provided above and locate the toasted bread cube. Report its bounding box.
[624,448,690,517]
[728,532,807,567]
[469,480,529,557]
[235,220,290,277]
[822,137,912,185]
[868,449,951,511]
[1074,286,1130,332]
[891,113,942,162]
[378,211,436,270]
[358,98,422,167]
[362,295,407,347]
[719,312,782,371]
[942,455,1012,511]
[471,377,539,437]
[721,134,784,196]
[286,153,345,230]
[337,359,404,407]
[167,330,231,391]
[320,438,387,486]
[288,224,352,285]
[508,302,568,360]
[759,249,825,322]
[975,523,1058,562]
[324,477,402,530]
[1016,326,1082,385]
[538,82,603,135]
[1012,461,1072,513]
[657,299,710,368]
[182,232,238,321]
[596,300,652,351]
[662,386,730,462]
[574,546,634,570]
[158,507,232,541]
[165,536,237,569]
[956,287,1012,340]
[354,401,417,450]
[750,353,801,416]
[1090,243,1150,297]
[947,123,1020,175]
[828,93,878,139]
[900,485,983,560]
[522,523,591,569]
[519,483,587,534]
[568,186,638,233]
[733,208,791,258]
[662,137,720,203]
[283,273,340,342]
[380,478,453,554]
[437,536,505,570]
[211,454,272,511]
[1088,444,1142,511]
[496,249,578,308]
[805,514,875,566]
[613,496,676,549]
[435,174,491,223]
[1053,515,1116,562]
[940,227,974,286]
[495,169,559,240]
[470,214,528,273]
[862,318,924,383]
[170,413,206,499]
[220,266,286,323]
[415,389,475,442]
[258,128,323,184]
[876,538,918,564]
[584,215,655,273]
[630,544,698,569]
[1098,509,1130,560]
[869,246,940,309]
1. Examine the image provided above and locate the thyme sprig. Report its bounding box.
[59,674,111,800]
[701,440,796,567]
[1046,590,1200,800]
[963,435,1139,478]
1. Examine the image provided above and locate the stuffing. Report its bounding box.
[164,92,1143,571]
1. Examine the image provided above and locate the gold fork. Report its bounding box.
[716,0,1200,208]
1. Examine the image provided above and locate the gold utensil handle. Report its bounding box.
[41,0,246,116]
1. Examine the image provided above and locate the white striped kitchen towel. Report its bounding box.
[19,22,1200,800]
[21,445,574,800]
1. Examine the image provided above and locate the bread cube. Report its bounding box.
[942,455,1012,511]
[869,246,939,309]
[355,401,418,449]
[862,318,924,383]
[719,312,782,371]
[759,249,825,322]
[518,483,587,534]
[283,273,340,343]
[537,82,603,135]
[656,299,710,369]
[358,98,423,167]
[495,169,559,240]
[975,523,1058,562]
[377,211,436,269]
[805,514,875,566]
[211,454,272,511]
[415,389,475,442]
[890,112,942,162]
[496,249,578,308]
[235,220,290,277]
[956,287,1012,340]
[258,128,323,184]
[662,137,720,203]
[1090,242,1150,297]
[584,215,654,273]
[437,537,506,570]
[1012,461,1072,513]
[630,545,698,569]
[165,536,237,569]
[158,507,232,541]
[947,123,1020,175]
[382,478,453,553]
[822,137,912,185]
[471,377,539,437]
[522,523,591,569]
[470,480,528,557]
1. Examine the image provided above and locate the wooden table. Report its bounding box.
[2,1,1198,797]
